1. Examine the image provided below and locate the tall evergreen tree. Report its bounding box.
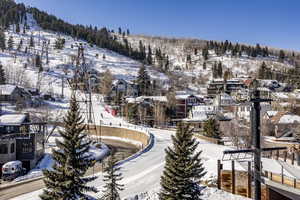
[146,45,152,65]
[17,39,23,51]
[202,48,209,60]
[258,61,268,79]
[0,30,6,51]
[40,94,97,200]
[0,64,6,84]
[217,61,223,78]
[23,22,26,34]
[16,23,20,33]
[203,118,221,139]
[7,35,14,50]
[279,50,285,62]
[29,34,34,47]
[159,123,206,200]
[100,155,124,200]
[137,65,151,96]
[138,40,146,61]
[35,54,43,72]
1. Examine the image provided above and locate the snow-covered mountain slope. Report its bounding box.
[121,34,295,80]
[0,14,169,96]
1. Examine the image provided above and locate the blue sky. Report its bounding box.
[16,0,300,51]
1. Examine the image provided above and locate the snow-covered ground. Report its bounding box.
[124,187,250,200]
[13,131,110,183]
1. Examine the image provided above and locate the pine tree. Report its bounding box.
[217,61,223,78]
[279,50,285,62]
[258,61,267,79]
[166,87,177,118]
[17,39,23,51]
[203,118,221,139]
[16,23,20,33]
[55,38,65,49]
[0,64,6,84]
[40,94,97,200]
[0,30,6,51]
[194,48,198,55]
[202,48,209,60]
[137,65,151,96]
[159,123,206,200]
[138,40,146,61]
[212,61,218,79]
[35,54,43,72]
[146,45,152,65]
[100,155,124,200]
[203,62,206,70]
[7,36,13,50]
[29,34,34,47]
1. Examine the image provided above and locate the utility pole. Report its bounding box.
[88,75,92,123]
[252,90,261,200]
[251,90,271,200]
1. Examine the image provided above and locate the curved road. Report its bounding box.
[10,128,173,200]
[0,139,138,200]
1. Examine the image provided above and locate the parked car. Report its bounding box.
[1,161,26,181]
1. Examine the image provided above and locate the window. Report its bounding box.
[11,143,15,153]
[0,144,8,154]
[22,142,33,153]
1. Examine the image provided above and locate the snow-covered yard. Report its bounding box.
[13,131,110,183]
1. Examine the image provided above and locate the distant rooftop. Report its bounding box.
[0,114,27,125]
[0,84,17,95]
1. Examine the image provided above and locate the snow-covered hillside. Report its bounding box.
[0,14,169,97]
[121,34,295,81]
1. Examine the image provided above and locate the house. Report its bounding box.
[213,93,236,106]
[174,94,204,119]
[0,84,32,104]
[207,79,245,97]
[262,111,300,137]
[111,79,138,98]
[0,113,46,174]
[235,102,272,122]
[123,96,168,127]
[184,104,230,132]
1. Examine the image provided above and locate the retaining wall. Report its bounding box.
[88,125,150,147]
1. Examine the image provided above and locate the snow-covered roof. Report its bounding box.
[273,92,289,99]
[0,114,27,125]
[183,114,208,122]
[270,111,300,124]
[175,94,203,100]
[265,111,278,118]
[125,96,168,103]
[224,112,235,120]
[278,114,300,124]
[257,87,271,92]
[0,84,17,95]
[139,96,167,102]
